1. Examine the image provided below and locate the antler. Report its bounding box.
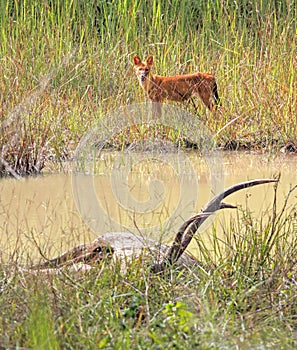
[152,178,277,272]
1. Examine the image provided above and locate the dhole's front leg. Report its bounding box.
[152,101,162,118]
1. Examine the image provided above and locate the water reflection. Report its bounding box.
[0,152,296,262]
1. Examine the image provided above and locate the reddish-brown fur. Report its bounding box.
[133,55,220,112]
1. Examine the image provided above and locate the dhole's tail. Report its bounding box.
[213,82,221,106]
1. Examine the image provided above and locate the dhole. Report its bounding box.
[133,55,220,114]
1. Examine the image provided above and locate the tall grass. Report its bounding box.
[1,0,296,175]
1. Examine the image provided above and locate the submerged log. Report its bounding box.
[31,179,277,274]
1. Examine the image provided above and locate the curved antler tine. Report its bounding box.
[153,178,277,272]
[220,202,237,209]
[162,212,212,266]
[201,179,278,215]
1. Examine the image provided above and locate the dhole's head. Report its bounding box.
[133,55,153,82]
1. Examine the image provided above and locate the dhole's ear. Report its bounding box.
[146,55,154,66]
[133,56,141,65]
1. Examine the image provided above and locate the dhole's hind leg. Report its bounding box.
[199,91,213,111]
[198,80,220,111]
[200,86,220,111]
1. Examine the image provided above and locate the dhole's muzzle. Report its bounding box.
[140,68,149,81]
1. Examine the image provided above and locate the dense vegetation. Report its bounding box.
[1,1,297,348]
[1,0,296,176]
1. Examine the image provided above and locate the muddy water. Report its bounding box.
[0,152,296,263]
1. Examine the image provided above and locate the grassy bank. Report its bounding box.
[1,1,297,348]
[1,0,296,176]
[1,184,297,348]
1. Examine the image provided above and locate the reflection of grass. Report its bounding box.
[1,1,296,175]
[1,186,297,348]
